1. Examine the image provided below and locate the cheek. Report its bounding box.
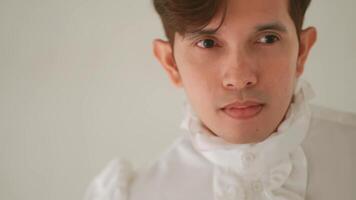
[175,55,214,100]
[175,47,220,89]
[175,56,224,118]
[256,49,298,100]
[180,47,221,69]
[262,62,296,96]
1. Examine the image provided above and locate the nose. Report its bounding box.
[222,52,258,90]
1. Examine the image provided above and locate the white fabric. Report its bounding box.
[84,158,133,200]
[179,78,313,200]
[83,79,356,200]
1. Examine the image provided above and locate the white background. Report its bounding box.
[0,0,355,200]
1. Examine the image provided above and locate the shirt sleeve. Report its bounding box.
[83,158,134,200]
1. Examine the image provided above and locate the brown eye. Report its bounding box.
[197,39,216,48]
[258,34,280,44]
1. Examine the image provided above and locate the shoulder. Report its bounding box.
[132,134,210,182]
[83,135,209,200]
[307,104,356,137]
[129,135,212,199]
[303,105,356,198]
[308,104,356,137]
[310,104,356,128]
[303,104,356,154]
[83,158,134,200]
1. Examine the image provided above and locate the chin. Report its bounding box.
[219,126,270,144]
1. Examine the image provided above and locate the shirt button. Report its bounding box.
[251,180,263,192]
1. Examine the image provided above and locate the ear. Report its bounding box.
[296,26,317,78]
[152,39,183,88]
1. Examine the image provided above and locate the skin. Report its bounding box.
[153,0,317,144]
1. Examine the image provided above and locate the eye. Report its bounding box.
[257,34,280,44]
[196,39,217,49]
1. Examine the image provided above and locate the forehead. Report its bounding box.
[204,0,292,32]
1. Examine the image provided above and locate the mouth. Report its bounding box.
[221,101,265,120]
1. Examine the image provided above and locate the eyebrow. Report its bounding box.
[184,21,288,41]
[184,29,218,41]
[255,22,288,33]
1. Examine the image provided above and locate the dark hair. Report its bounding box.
[153,0,311,45]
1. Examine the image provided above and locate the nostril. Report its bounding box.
[226,83,235,88]
[223,79,256,90]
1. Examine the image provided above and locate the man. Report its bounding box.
[84,0,356,199]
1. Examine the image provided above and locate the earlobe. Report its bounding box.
[152,39,182,88]
[296,27,317,77]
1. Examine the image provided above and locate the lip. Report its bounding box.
[221,101,264,120]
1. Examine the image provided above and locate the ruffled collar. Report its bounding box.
[179,78,315,171]
[179,79,315,199]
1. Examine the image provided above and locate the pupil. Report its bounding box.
[203,39,215,48]
[265,35,275,43]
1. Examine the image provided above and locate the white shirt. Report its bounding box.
[84,79,356,200]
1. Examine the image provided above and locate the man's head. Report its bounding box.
[152,0,317,144]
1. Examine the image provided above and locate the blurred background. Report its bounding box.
[0,0,355,200]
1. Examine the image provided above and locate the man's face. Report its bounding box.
[154,0,316,144]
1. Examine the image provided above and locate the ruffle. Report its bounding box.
[83,158,134,200]
[180,78,314,200]
[213,149,306,200]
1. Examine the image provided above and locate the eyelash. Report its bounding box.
[256,33,281,45]
[195,38,217,49]
[194,33,281,49]
[195,38,219,49]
